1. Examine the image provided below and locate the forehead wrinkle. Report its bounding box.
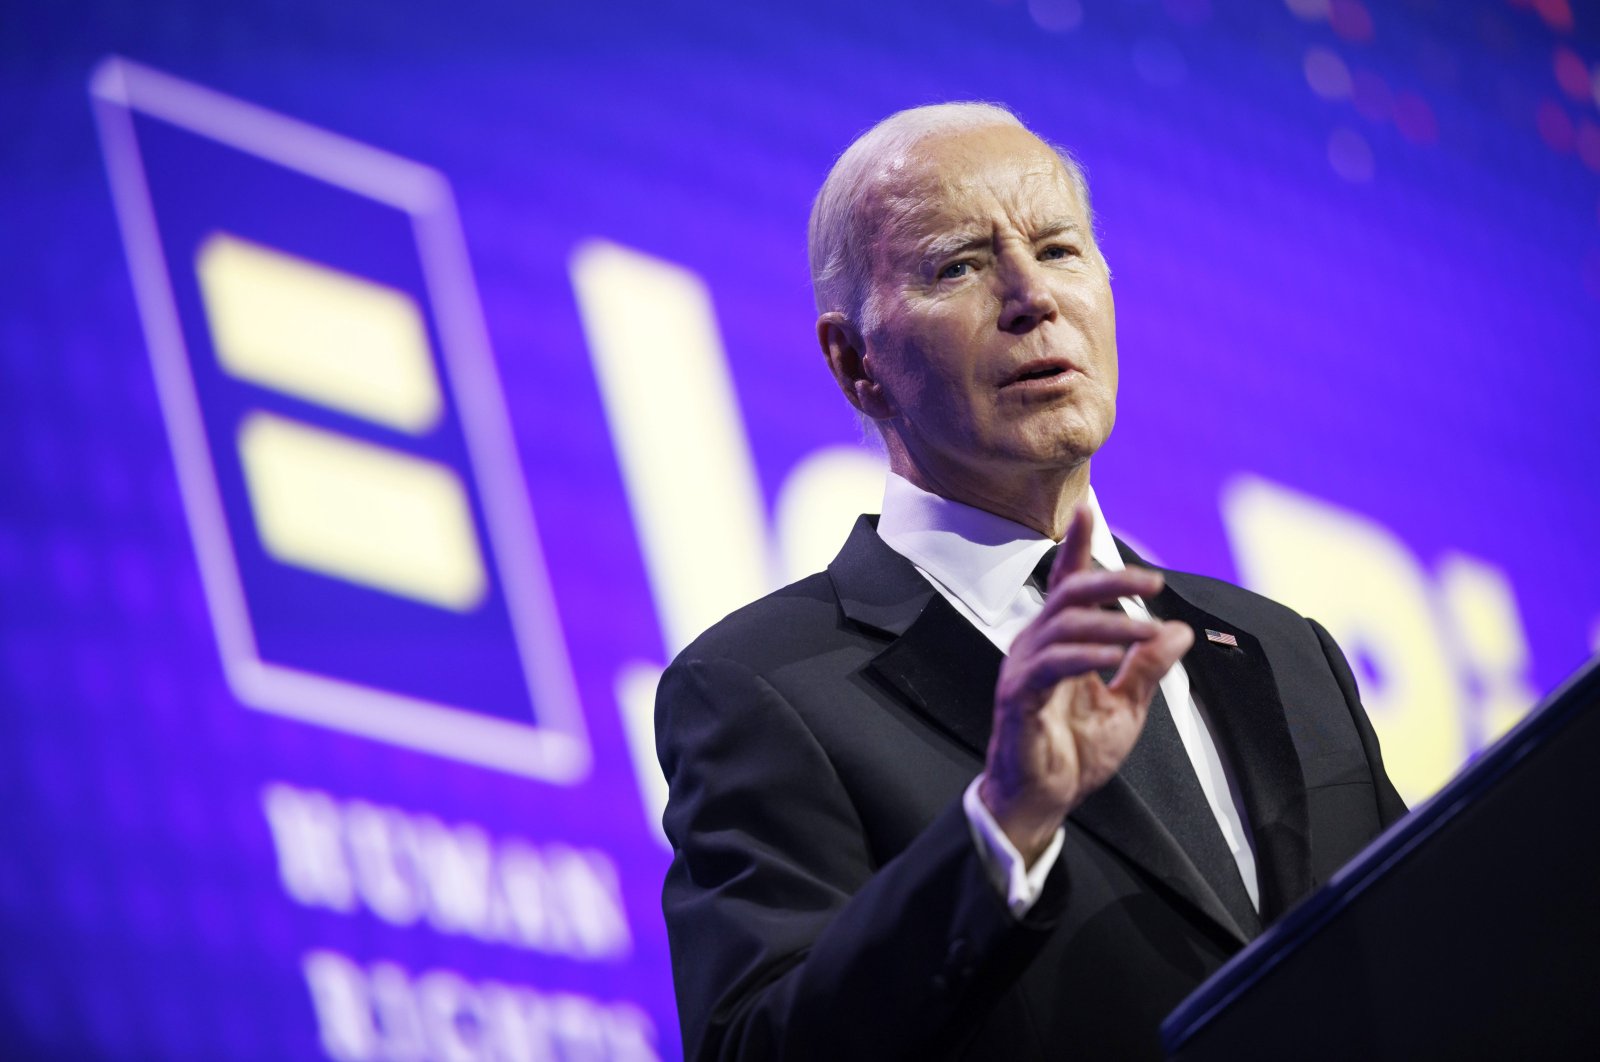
[861,134,1089,277]
[942,162,1076,228]
[862,175,950,269]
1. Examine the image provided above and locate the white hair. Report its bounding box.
[807,101,1095,330]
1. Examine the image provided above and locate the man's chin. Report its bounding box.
[1001,421,1111,469]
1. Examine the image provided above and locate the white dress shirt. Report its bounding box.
[876,472,1259,919]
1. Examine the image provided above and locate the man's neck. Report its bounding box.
[886,448,1092,542]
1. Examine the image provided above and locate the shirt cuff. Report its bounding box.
[962,775,1065,919]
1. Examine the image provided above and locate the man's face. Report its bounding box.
[857,124,1117,485]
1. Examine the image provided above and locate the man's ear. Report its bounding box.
[818,312,893,419]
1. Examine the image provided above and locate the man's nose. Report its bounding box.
[996,257,1059,335]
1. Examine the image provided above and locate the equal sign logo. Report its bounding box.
[91,58,588,782]
[197,235,486,613]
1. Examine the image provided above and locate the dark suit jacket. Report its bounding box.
[658,515,1406,1061]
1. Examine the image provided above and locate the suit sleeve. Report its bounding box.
[1307,617,1409,827]
[657,654,1063,1062]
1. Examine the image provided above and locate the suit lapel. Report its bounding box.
[829,517,1255,945]
[1137,560,1315,923]
[866,593,1004,756]
[829,515,1001,754]
[1070,771,1256,944]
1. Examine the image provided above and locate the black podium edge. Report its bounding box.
[1161,651,1600,1054]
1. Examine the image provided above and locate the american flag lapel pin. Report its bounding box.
[1205,629,1240,648]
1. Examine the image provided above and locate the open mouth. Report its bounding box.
[1003,360,1075,387]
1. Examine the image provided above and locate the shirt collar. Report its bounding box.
[877,472,1125,626]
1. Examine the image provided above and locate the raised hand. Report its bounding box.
[978,506,1195,864]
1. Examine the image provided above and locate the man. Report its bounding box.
[656,103,1406,1061]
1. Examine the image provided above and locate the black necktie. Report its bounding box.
[1028,545,1058,595]
[1029,546,1262,939]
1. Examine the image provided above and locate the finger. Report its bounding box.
[1107,620,1194,704]
[1013,607,1161,658]
[1005,644,1127,697]
[1037,566,1165,620]
[1047,505,1094,590]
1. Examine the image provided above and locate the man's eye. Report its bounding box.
[1041,244,1080,261]
[937,261,971,280]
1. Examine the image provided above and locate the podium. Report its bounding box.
[1163,655,1600,1060]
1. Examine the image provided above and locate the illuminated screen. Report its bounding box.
[4,1,1598,1058]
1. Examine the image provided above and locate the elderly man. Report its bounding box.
[656,102,1405,1061]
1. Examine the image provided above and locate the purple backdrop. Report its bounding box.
[4,1,1599,1059]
